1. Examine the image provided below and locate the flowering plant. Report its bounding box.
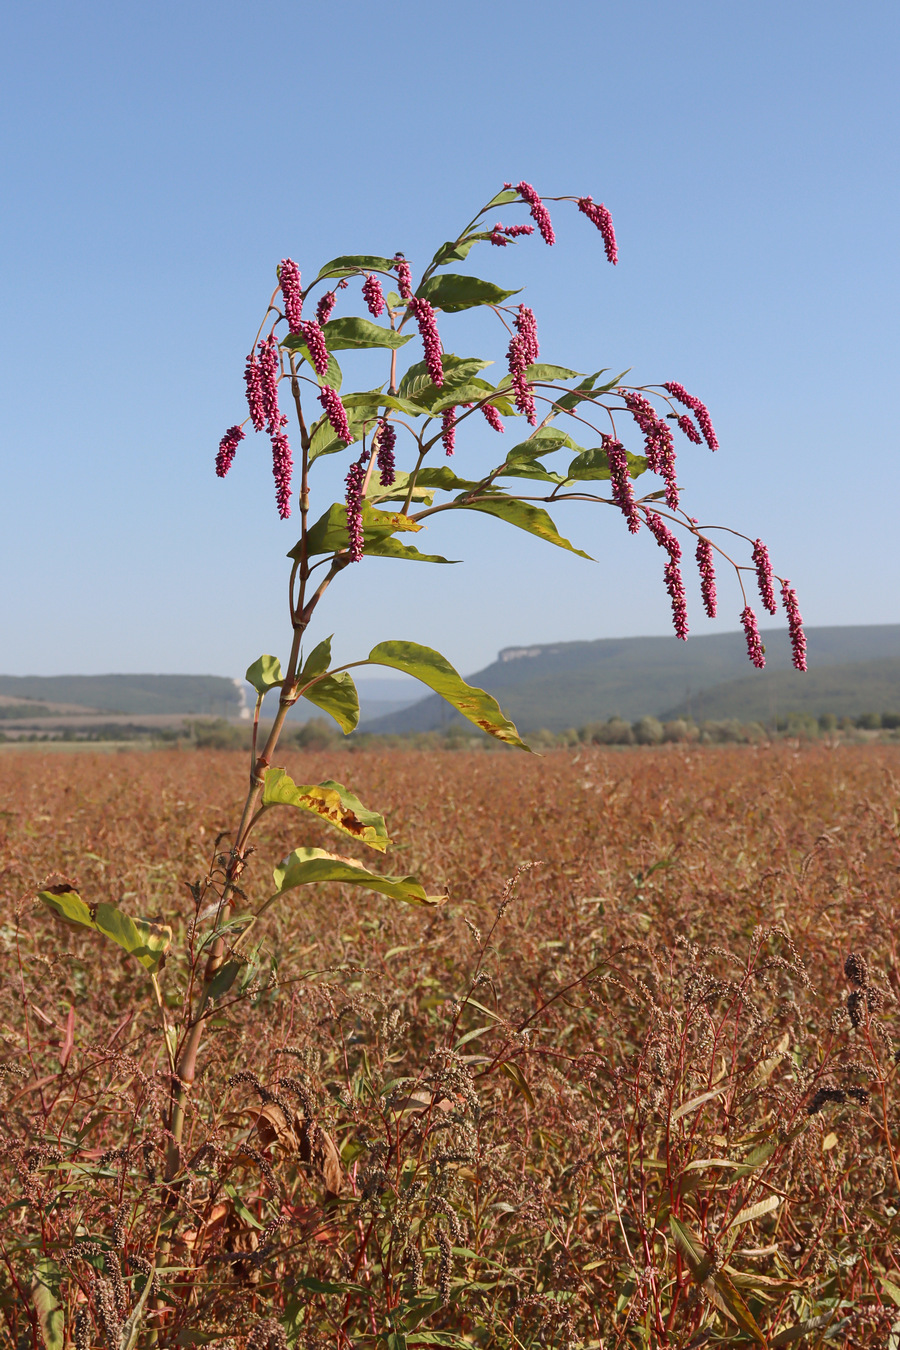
[34,180,807,1344]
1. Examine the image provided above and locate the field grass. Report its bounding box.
[2,744,900,1347]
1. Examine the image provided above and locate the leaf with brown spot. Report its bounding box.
[262,769,391,851]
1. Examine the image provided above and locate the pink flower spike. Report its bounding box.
[318,385,352,444]
[394,255,413,300]
[316,291,336,325]
[514,304,540,365]
[481,403,505,433]
[696,537,717,618]
[677,414,702,444]
[300,320,330,379]
[645,510,681,561]
[362,273,385,318]
[752,539,777,615]
[663,382,719,451]
[244,355,266,432]
[781,580,808,671]
[441,410,456,457]
[515,181,555,245]
[490,222,534,246]
[741,606,766,669]
[507,334,537,425]
[605,437,640,534]
[344,457,367,562]
[215,424,244,478]
[270,430,293,519]
[258,335,284,434]
[576,197,618,264]
[621,389,678,508]
[408,296,443,387]
[664,560,689,639]
[376,418,396,486]
[279,258,303,333]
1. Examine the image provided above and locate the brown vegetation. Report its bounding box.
[2,744,900,1347]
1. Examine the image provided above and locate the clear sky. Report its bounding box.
[2,0,898,682]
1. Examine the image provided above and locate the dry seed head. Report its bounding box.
[844,952,869,987]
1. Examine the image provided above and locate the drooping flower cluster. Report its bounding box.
[215,425,244,478]
[752,538,777,615]
[441,410,456,456]
[664,560,689,639]
[644,510,681,560]
[318,385,352,444]
[362,274,385,317]
[376,419,396,486]
[315,290,336,325]
[663,382,719,451]
[741,606,766,668]
[489,222,535,247]
[271,431,293,520]
[394,255,413,301]
[576,197,618,264]
[278,258,303,333]
[514,305,539,364]
[507,181,555,245]
[481,402,505,433]
[621,390,678,509]
[677,414,702,444]
[344,455,367,562]
[408,296,443,387]
[244,354,266,431]
[605,437,640,534]
[258,335,286,433]
[781,580,807,671]
[300,320,330,378]
[696,537,718,617]
[507,336,536,425]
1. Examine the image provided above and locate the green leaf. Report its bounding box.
[262,768,391,851]
[671,1083,729,1121]
[366,640,531,750]
[207,959,242,1001]
[38,888,172,974]
[296,501,423,558]
[565,446,648,481]
[499,462,567,484]
[322,316,412,351]
[416,272,520,313]
[280,340,343,391]
[482,187,520,211]
[430,233,492,268]
[552,369,629,412]
[427,380,513,415]
[506,426,582,459]
[302,670,359,734]
[341,389,425,417]
[398,354,492,404]
[271,846,446,907]
[407,466,483,492]
[498,1060,536,1108]
[31,1259,64,1350]
[246,654,283,695]
[307,415,361,463]
[119,1262,157,1350]
[454,497,593,560]
[729,1194,780,1227]
[300,637,333,683]
[314,254,397,282]
[524,364,584,381]
[709,1270,768,1345]
[362,537,459,564]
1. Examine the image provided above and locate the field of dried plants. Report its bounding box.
[2,743,900,1348]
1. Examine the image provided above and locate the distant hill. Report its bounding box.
[0,674,244,717]
[364,626,900,734]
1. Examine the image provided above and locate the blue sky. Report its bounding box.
[2,0,898,682]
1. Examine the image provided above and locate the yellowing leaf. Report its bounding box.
[729,1194,781,1227]
[262,769,390,851]
[272,847,445,908]
[38,888,172,974]
[671,1083,729,1121]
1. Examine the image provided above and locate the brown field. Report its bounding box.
[2,743,900,1347]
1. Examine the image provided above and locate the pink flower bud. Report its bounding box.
[752,539,777,615]
[514,304,540,365]
[441,410,456,456]
[258,335,284,434]
[300,320,330,378]
[481,403,505,433]
[513,181,555,245]
[376,419,396,486]
[605,437,640,534]
[507,334,537,425]
[664,560,689,639]
[316,291,336,325]
[663,382,719,451]
[318,385,352,444]
[362,274,385,318]
[394,254,413,301]
[345,457,367,562]
[781,580,807,671]
[244,355,266,432]
[695,537,717,618]
[270,430,293,519]
[489,222,535,246]
[408,296,443,387]
[621,390,678,509]
[677,414,702,444]
[644,510,681,560]
[576,197,618,264]
[215,424,245,478]
[278,258,303,333]
[741,606,766,668]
